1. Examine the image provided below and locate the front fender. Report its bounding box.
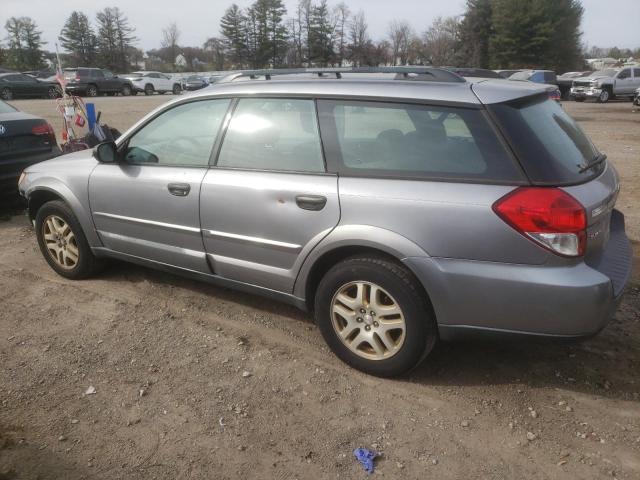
[293,224,429,299]
[25,178,101,247]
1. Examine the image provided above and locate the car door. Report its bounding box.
[89,98,232,272]
[102,70,119,92]
[633,69,640,90]
[200,97,340,293]
[614,68,633,95]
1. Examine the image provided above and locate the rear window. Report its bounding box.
[490,94,603,185]
[317,100,524,182]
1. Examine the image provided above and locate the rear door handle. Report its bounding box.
[168,182,191,196]
[295,195,327,211]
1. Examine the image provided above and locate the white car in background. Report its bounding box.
[123,71,182,95]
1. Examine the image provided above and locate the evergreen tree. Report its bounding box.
[220,4,248,67]
[309,0,333,66]
[489,0,583,72]
[4,17,46,70]
[457,0,493,68]
[59,11,96,67]
[96,7,136,71]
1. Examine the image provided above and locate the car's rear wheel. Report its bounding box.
[46,86,59,99]
[86,84,98,97]
[144,84,154,95]
[121,84,132,96]
[314,256,437,377]
[35,201,103,279]
[172,84,181,95]
[1,87,13,100]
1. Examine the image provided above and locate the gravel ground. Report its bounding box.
[1,95,639,479]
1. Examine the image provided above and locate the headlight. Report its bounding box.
[18,171,26,187]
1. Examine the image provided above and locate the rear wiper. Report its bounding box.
[579,153,607,173]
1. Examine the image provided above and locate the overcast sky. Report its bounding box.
[2,0,639,52]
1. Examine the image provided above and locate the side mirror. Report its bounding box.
[93,141,118,163]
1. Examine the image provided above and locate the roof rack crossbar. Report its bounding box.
[217,67,464,83]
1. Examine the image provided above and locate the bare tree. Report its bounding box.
[348,10,368,67]
[161,22,180,67]
[387,19,412,65]
[333,2,350,66]
[422,16,460,66]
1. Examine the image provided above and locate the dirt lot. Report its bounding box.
[1,96,639,479]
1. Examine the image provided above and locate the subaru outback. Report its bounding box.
[18,67,632,377]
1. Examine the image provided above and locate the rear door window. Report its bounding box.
[489,94,602,185]
[216,98,325,172]
[317,100,523,182]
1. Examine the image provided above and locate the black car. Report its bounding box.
[0,73,61,100]
[183,75,208,91]
[63,68,134,97]
[0,100,60,198]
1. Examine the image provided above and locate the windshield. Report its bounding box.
[0,100,17,114]
[490,94,603,185]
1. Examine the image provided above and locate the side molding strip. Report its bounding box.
[93,212,201,233]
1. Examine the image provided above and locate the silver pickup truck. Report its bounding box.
[571,67,640,103]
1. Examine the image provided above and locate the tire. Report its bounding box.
[121,84,132,96]
[86,84,98,97]
[46,86,58,99]
[144,84,154,96]
[597,88,610,103]
[1,87,13,100]
[314,256,437,377]
[35,200,103,280]
[172,83,181,95]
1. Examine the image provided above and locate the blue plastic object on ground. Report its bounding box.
[353,448,377,474]
[86,102,96,130]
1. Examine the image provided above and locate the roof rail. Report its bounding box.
[217,67,465,84]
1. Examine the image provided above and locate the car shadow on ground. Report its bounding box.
[3,210,638,401]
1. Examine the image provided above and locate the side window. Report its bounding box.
[633,68,640,78]
[124,99,231,166]
[317,100,522,182]
[103,70,114,79]
[217,98,325,172]
[93,70,104,79]
[617,69,631,79]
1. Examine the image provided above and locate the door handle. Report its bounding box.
[168,182,191,196]
[295,195,327,211]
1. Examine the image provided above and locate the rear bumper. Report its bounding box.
[404,211,632,339]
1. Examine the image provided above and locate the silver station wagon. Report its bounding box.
[19,67,632,377]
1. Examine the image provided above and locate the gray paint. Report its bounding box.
[18,76,632,339]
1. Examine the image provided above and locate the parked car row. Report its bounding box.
[570,67,640,103]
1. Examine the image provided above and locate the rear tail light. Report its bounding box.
[493,187,587,257]
[31,122,57,146]
[75,74,81,82]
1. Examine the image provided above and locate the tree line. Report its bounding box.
[1,0,639,74]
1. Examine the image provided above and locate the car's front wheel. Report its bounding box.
[597,89,610,103]
[172,84,181,95]
[315,256,437,377]
[35,201,103,279]
[144,84,154,95]
[121,84,132,96]
[1,87,13,100]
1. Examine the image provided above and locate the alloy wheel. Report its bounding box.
[1,88,12,100]
[42,215,79,270]
[331,281,406,361]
